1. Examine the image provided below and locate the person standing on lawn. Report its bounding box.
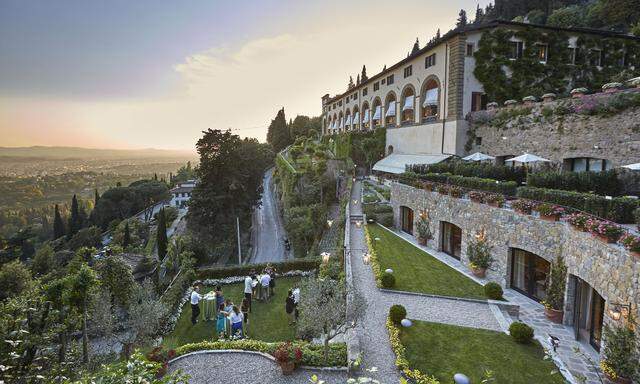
[216,303,228,338]
[260,272,271,301]
[190,284,203,325]
[230,306,244,337]
[285,289,296,325]
[215,285,224,315]
[243,275,253,312]
[264,264,276,296]
[241,297,250,327]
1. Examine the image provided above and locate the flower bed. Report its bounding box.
[511,199,536,214]
[386,317,440,384]
[587,219,625,243]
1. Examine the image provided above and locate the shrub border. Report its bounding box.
[386,316,440,384]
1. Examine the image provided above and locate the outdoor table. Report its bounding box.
[203,292,217,321]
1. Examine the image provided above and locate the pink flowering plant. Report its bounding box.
[567,212,590,230]
[511,199,536,214]
[620,233,640,252]
[537,203,565,217]
[590,220,625,242]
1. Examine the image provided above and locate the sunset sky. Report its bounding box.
[0,0,489,150]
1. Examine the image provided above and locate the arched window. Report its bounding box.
[344,109,352,131]
[372,98,382,128]
[421,77,440,122]
[338,112,344,132]
[361,102,370,130]
[352,106,360,131]
[385,93,397,126]
[401,86,415,125]
[387,145,394,155]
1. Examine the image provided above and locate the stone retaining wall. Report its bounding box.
[391,182,640,331]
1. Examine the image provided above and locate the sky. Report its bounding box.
[0,0,489,151]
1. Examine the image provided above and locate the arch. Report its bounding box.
[440,221,462,260]
[345,108,352,131]
[338,111,344,132]
[371,97,382,128]
[384,91,397,127]
[400,206,414,235]
[387,145,394,155]
[352,105,360,131]
[361,101,370,130]
[400,84,416,125]
[420,75,441,122]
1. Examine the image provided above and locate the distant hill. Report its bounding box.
[0,146,196,160]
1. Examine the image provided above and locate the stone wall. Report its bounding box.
[467,103,640,167]
[390,182,640,331]
[447,35,466,120]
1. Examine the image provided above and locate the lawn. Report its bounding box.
[368,224,486,300]
[400,321,565,384]
[161,277,303,350]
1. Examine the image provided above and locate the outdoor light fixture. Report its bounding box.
[501,136,507,140]
[321,252,331,264]
[608,303,630,321]
[327,220,333,227]
[362,253,371,264]
[353,199,359,204]
[355,220,362,228]
[475,229,486,241]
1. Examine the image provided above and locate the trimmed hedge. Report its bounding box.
[509,322,534,344]
[526,170,621,196]
[402,172,518,196]
[364,204,393,227]
[196,258,320,280]
[517,187,639,224]
[174,339,347,367]
[407,161,526,184]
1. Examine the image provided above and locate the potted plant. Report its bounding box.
[469,191,485,203]
[567,212,589,231]
[600,323,638,384]
[541,255,567,324]
[536,203,565,221]
[620,233,640,258]
[416,216,432,246]
[273,342,302,375]
[589,220,625,243]
[449,185,463,198]
[485,194,505,208]
[437,184,450,195]
[466,232,493,278]
[511,199,535,215]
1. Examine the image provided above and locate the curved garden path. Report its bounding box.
[168,351,347,384]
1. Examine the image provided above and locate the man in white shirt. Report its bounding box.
[244,275,253,312]
[190,285,203,325]
[260,273,271,301]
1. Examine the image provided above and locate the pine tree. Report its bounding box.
[356,74,360,85]
[475,4,484,23]
[348,76,355,89]
[411,38,420,55]
[153,173,158,181]
[457,9,468,27]
[436,28,441,38]
[53,204,65,239]
[361,65,368,81]
[123,221,131,248]
[156,208,168,260]
[94,189,100,206]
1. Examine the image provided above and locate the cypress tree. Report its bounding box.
[457,9,468,27]
[123,221,131,248]
[156,208,168,260]
[53,204,65,239]
[67,194,80,239]
[266,108,291,152]
[94,189,100,206]
[361,65,368,81]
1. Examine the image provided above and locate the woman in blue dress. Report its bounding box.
[216,303,228,339]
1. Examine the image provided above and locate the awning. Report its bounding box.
[622,163,640,170]
[423,88,439,107]
[372,153,451,174]
[372,106,382,121]
[353,112,360,124]
[345,115,352,126]
[385,101,396,117]
[402,95,414,111]
[363,109,370,122]
[339,118,344,129]
[462,152,495,162]
[330,120,336,129]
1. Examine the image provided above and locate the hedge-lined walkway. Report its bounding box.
[168,351,347,384]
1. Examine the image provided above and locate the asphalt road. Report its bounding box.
[249,168,289,263]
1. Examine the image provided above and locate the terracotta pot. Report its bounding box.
[605,372,632,384]
[595,234,616,244]
[471,267,487,278]
[540,213,559,221]
[279,361,295,375]
[630,250,640,259]
[417,237,427,246]
[544,307,564,324]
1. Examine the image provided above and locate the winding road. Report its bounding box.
[249,168,289,263]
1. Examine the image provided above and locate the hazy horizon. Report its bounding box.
[0,0,489,150]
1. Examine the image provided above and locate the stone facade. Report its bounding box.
[391,182,640,348]
[468,102,640,167]
[447,34,466,120]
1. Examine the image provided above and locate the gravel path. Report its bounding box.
[168,351,347,384]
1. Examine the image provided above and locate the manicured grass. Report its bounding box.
[368,224,486,300]
[400,321,565,384]
[161,277,302,349]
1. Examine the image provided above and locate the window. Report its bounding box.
[568,157,610,172]
[373,82,380,91]
[466,43,474,57]
[363,87,368,96]
[475,137,482,145]
[381,79,386,85]
[508,41,524,59]
[352,93,358,100]
[424,53,436,68]
[471,92,487,112]
[537,44,548,63]
[589,49,602,66]
[338,100,342,106]
[403,65,412,78]
[386,75,394,85]
[510,248,550,302]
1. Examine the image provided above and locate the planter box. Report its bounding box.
[539,213,559,222]
[630,250,640,259]
[544,308,564,324]
[279,361,295,375]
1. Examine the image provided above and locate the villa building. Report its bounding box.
[321,20,640,173]
[170,179,196,208]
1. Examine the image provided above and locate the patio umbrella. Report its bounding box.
[621,163,640,170]
[506,153,551,164]
[462,152,495,162]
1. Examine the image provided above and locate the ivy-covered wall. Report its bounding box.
[474,26,640,103]
[323,129,386,168]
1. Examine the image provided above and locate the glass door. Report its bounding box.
[589,291,605,351]
[401,206,413,235]
[441,222,462,260]
[510,249,550,302]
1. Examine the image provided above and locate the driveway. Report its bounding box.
[249,168,289,263]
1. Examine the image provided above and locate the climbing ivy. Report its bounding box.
[474,26,640,103]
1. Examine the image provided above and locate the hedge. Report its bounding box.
[196,258,320,280]
[174,339,347,367]
[402,172,518,196]
[363,204,393,227]
[517,187,639,223]
[407,161,526,184]
[526,170,621,196]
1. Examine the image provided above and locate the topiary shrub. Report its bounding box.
[389,304,407,325]
[381,271,396,288]
[509,322,534,344]
[484,282,503,300]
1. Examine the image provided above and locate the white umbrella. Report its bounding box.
[462,152,495,162]
[506,153,551,164]
[622,163,640,170]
